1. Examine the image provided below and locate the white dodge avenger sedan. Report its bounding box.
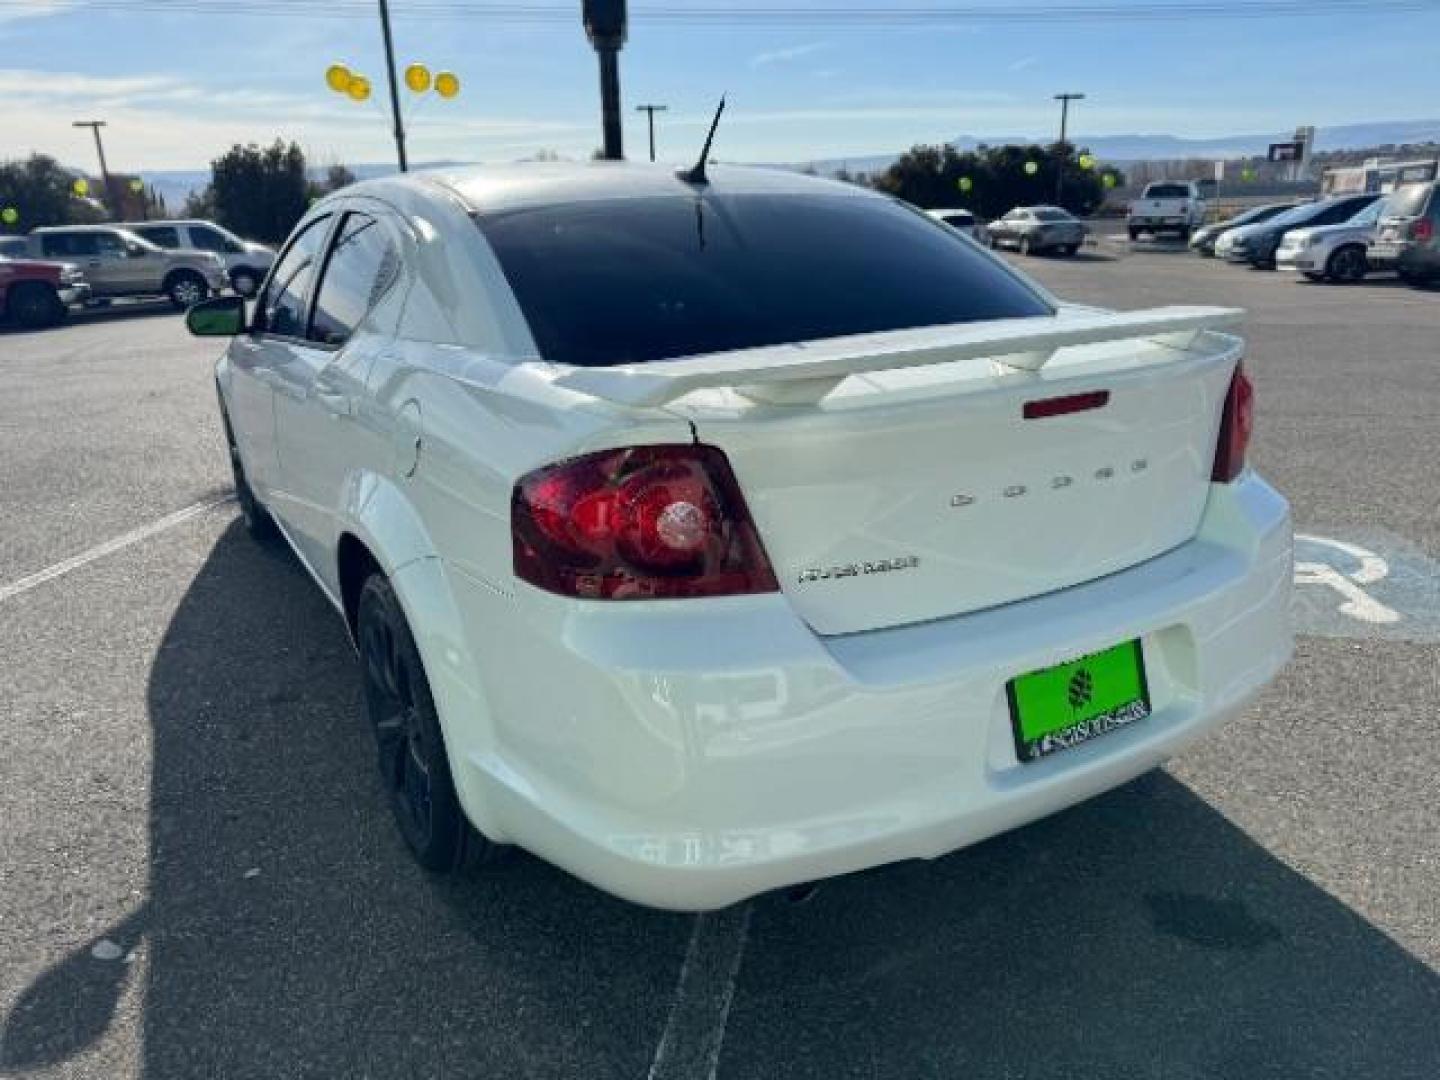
[187,163,1293,910]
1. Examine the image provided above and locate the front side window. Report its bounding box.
[93,231,126,256]
[478,193,1052,369]
[310,212,401,346]
[259,215,331,338]
[134,226,181,248]
[188,225,240,253]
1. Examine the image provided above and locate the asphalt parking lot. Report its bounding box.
[2,249,1438,1079]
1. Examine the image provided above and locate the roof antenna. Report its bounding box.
[680,95,726,186]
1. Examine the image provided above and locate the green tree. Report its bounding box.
[874,142,1121,219]
[0,154,104,233]
[202,140,311,244]
[324,163,357,193]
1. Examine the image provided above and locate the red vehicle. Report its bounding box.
[0,253,91,329]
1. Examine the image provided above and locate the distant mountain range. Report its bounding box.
[108,118,1440,208]
[795,118,1440,178]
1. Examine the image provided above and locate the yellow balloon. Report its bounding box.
[347,75,371,102]
[1023,161,1039,176]
[326,63,352,93]
[2,207,18,225]
[404,63,431,93]
[1078,153,1095,170]
[434,71,460,99]
[72,178,89,196]
[128,177,145,193]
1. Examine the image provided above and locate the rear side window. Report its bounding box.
[1387,183,1434,217]
[134,226,181,248]
[259,215,331,338]
[479,194,1052,368]
[310,212,401,346]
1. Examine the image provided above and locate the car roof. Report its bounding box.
[347,161,882,215]
[31,223,136,233]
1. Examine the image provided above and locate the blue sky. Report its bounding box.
[3,1,1440,172]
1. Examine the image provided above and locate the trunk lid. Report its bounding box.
[659,323,1240,636]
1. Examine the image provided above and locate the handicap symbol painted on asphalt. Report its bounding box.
[1292,528,1440,642]
[1294,534,1400,625]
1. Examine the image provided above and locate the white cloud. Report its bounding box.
[0,0,67,25]
[1008,56,1039,72]
[750,41,829,68]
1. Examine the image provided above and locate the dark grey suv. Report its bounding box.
[1368,181,1440,285]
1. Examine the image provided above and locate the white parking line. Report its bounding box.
[647,903,753,1080]
[0,495,235,604]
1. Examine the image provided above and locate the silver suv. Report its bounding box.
[27,225,228,308]
[124,219,275,297]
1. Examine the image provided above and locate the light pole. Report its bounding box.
[635,103,667,162]
[375,0,408,171]
[583,0,627,160]
[72,120,114,214]
[1053,92,1085,205]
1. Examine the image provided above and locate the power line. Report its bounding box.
[4,0,1437,23]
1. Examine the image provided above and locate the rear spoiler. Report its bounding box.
[551,305,1244,408]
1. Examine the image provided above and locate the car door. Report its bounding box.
[225,213,334,507]
[45,233,113,292]
[270,207,405,589]
[93,229,151,292]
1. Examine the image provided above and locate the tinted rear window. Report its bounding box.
[478,194,1052,368]
[1033,209,1073,222]
[1386,182,1434,217]
[1144,184,1190,199]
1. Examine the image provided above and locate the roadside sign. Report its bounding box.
[1268,141,1303,163]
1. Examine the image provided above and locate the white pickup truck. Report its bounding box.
[1128,181,1207,240]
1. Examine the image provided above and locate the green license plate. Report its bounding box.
[1007,640,1151,763]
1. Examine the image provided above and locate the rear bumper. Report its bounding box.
[447,473,1292,910]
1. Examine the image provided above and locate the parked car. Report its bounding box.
[926,207,988,244]
[1276,196,1388,283]
[0,254,91,328]
[1128,181,1207,240]
[988,205,1086,255]
[125,219,275,297]
[1367,181,1440,285]
[1188,202,1297,257]
[1216,194,1380,269]
[27,225,227,308]
[186,163,1291,910]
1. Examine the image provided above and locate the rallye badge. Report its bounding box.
[797,555,919,585]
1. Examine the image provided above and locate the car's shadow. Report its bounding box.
[3,523,1438,1078]
[0,300,178,336]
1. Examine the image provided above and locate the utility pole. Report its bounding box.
[1053,92,1085,205]
[635,103,667,162]
[376,0,408,171]
[72,120,114,215]
[583,0,628,160]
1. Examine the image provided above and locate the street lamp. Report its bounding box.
[1053,92,1085,205]
[635,103,667,162]
[583,0,627,160]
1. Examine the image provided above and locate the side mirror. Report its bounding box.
[186,295,247,337]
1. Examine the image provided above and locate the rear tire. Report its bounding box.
[165,270,208,310]
[1325,244,1368,283]
[8,281,66,328]
[229,266,262,297]
[357,574,495,872]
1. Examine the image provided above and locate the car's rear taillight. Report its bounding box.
[1211,362,1254,483]
[1410,217,1434,241]
[512,444,779,600]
